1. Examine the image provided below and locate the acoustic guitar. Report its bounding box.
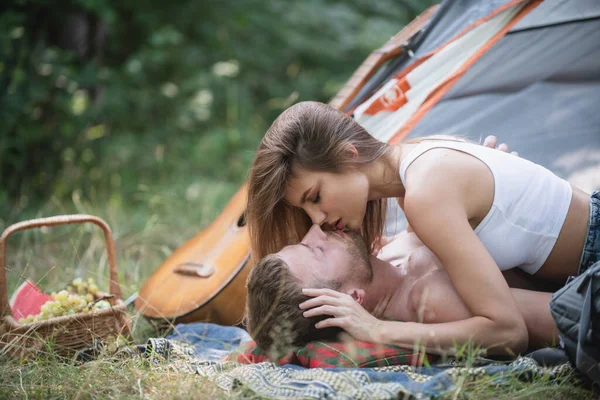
[134,5,439,326]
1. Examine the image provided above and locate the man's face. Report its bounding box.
[277,224,372,289]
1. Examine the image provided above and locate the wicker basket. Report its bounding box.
[0,215,131,358]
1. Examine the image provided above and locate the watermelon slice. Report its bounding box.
[9,280,53,320]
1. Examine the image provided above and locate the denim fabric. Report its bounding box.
[578,191,600,275]
[165,322,252,362]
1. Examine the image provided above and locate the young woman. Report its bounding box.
[246,101,598,355]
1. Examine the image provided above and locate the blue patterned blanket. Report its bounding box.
[113,322,580,399]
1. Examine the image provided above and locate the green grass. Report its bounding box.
[443,371,591,399]
[0,180,595,399]
[0,358,228,399]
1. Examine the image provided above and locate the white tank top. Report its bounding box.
[399,140,573,274]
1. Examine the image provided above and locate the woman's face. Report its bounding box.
[284,167,370,231]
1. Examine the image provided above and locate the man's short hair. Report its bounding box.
[245,254,342,355]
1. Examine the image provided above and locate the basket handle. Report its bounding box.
[0,214,124,320]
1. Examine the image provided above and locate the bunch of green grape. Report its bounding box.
[18,278,111,324]
[66,277,99,296]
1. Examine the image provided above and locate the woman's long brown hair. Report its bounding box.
[247,101,394,260]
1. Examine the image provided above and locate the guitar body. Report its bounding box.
[135,5,438,326]
[135,186,251,325]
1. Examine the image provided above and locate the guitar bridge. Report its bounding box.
[174,263,215,278]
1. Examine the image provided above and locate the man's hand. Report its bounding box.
[482,135,518,156]
[300,288,382,343]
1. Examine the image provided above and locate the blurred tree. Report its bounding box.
[0,0,436,206]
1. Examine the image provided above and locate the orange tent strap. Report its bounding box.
[389,0,543,144]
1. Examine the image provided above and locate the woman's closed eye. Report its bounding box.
[312,192,320,204]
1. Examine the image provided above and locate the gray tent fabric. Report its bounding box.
[347,0,518,112]
[409,0,516,60]
[511,0,600,31]
[383,0,600,235]
[410,18,600,178]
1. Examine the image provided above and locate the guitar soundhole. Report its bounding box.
[237,212,246,227]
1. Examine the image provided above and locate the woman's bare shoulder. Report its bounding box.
[404,148,469,189]
[403,147,492,219]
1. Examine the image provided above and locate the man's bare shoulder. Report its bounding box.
[377,231,425,267]
[409,271,473,324]
[406,248,473,324]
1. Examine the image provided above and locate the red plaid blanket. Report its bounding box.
[224,338,436,368]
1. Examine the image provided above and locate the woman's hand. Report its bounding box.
[299,288,382,343]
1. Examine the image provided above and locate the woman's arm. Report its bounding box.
[376,319,521,356]
[379,290,553,355]
[409,269,558,349]
[300,284,553,355]
[511,289,558,348]
[401,161,528,355]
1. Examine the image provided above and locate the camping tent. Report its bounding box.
[345,0,600,234]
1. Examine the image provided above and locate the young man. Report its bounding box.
[245,224,558,355]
